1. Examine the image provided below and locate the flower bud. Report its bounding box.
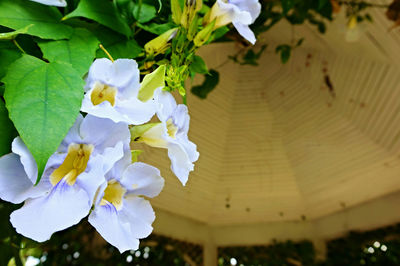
[194,20,215,47]
[171,0,182,25]
[181,0,202,29]
[144,28,179,56]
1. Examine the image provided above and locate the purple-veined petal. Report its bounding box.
[76,155,108,205]
[11,137,37,184]
[10,180,90,242]
[79,115,130,155]
[88,202,139,253]
[0,154,48,204]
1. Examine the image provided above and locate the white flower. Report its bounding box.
[132,89,199,185]
[89,149,164,253]
[28,0,67,7]
[0,114,129,242]
[81,59,157,125]
[208,0,261,44]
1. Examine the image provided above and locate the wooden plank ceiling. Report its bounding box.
[138,3,400,226]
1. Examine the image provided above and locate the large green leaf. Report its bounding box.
[94,26,142,59]
[64,0,131,36]
[3,55,84,182]
[137,22,175,35]
[39,28,99,77]
[0,100,17,157]
[133,3,157,23]
[190,55,208,75]
[0,0,73,40]
[0,43,21,79]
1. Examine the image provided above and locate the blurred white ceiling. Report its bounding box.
[139,3,400,227]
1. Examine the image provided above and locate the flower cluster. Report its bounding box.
[0,58,199,252]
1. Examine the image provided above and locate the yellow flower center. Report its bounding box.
[166,118,178,139]
[50,143,93,186]
[91,82,117,106]
[100,180,127,210]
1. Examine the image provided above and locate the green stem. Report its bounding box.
[12,39,25,54]
[13,248,23,266]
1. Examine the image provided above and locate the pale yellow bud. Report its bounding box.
[144,28,179,56]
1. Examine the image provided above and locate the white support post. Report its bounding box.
[203,241,218,266]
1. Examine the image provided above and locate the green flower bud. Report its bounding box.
[144,28,179,56]
[194,20,215,47]
[181,0,202,29]
[171,0,182,25]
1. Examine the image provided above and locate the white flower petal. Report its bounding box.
[229,0,261,23]
[76,156,107,205]
[10,181,90,242]
[217,0,253,25]
[59,114,84,153]
[79,115,130,155]
[101,141,125,174]
[232,21,257,44]
[87,59,140,95]
[0,154,48,204]
[81,97,130,124]
[167,143,194,185]
[29,0,67,7]
[155,88,177,122]
[121,162,164,198]
[116,98,157,125]
[11,137,37,184]
[89,203,139,253]
[174,105,190,136]
[119,196,155,239]
[180,137,199,163]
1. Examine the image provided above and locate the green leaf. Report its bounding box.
[0,44,21,79]
[3,55,84,183]
[190,55,208,74]
[94,26,142,59]
[210,26,230,42]
[138,65,166,102]
[133,3,157,23]
[275,45,291,64]
[191,69,219,99]
[0,25,33,40]
[0,100,17,157]
[0,0,73,40]
[64,0,131,36]
[38,28,99,77]
[137,22,175,35]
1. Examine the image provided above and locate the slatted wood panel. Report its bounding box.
[141,5,400,226]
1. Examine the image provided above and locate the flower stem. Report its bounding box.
[99,44,114,62]
[12,39,25,54]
